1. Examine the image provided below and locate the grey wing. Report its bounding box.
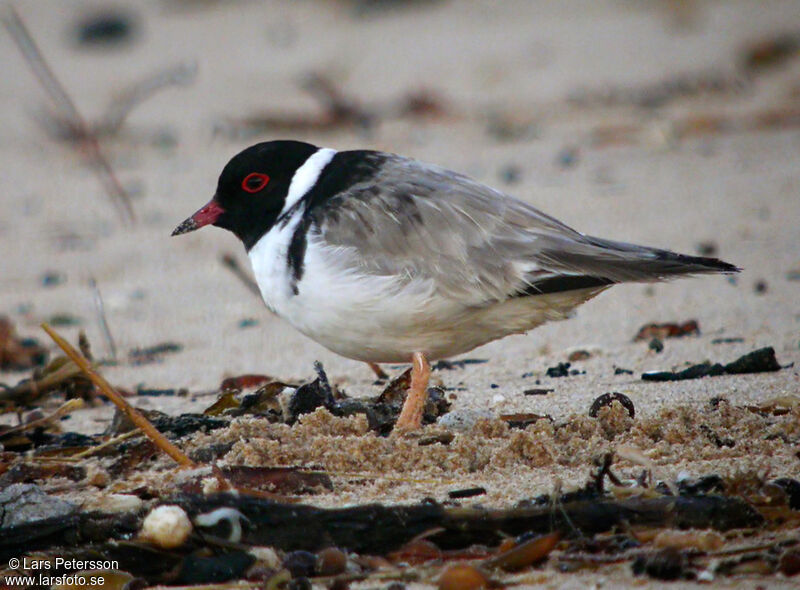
[313,154,737,305]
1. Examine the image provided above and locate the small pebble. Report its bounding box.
[140,505,192,549]
[283,550,317,578]
[438,563,489,590]
[779,548,800,576]
[754,279,768,294]
[499,164,521,185]
[567,349,591,361]
[41,271,65,287]
[48,313,81,326]
[696,241,718,256]
[648,337,664,353]
[438,409,492,431]
[556,146,579,168]
[74,10,138,47]
[316,547,347,576]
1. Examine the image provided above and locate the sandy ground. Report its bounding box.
[2,1,800,588]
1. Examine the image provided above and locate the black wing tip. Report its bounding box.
[656,251,742,274]
[517,275,615,296]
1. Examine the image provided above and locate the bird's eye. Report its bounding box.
[241,173,270,193]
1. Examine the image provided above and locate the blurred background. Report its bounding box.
[2,0,799,400]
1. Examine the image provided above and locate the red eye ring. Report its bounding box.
[242,172,270,193]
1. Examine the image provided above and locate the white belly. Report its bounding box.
[249,227,604,363]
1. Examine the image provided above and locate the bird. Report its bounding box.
[172,140,739,430]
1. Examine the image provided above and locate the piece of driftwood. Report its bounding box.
[169,493,763,553]
[0,491,763,565]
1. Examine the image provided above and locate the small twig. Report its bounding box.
[70,428,141,459]
[41,323,195,467]
[100,61,197,135]
[2,6,134,224]
[88,277,118,361]
[0,357,85,405]
[0,398,84,438]
[220,253,261,298]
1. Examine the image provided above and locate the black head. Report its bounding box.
[172,140,319,249]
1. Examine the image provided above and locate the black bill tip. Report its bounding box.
[171,217,198,236]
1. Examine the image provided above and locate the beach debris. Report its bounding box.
[186,466,332,496]
[202,362,449,432]
[217,72,450,138]
[754,279,768,294]
[128,342,183,366]
[140,505,192,549]
[216,72,372,138]
[46,313,81,327]
[741,32,800,72]
[432,358,488,370]
[42,324,195,467]
[438,563,491,589]
[614,366,634,375]
[696,241,718,256]
[0,412,795,587]
[634,320,700,341]
[711,337,744,344]
[779,548,800,576]
[448,486,487,500]
[0,483,78,530]
[546,362,584,377]
[0,316,48,372]
[642,346,781,382]
[486,110,540,141]
[0,399,84,452]
[1,6,134,224]
[567,70,749,110]
[523,388,553,396]
[484,531,560,572]
[41,271,66,287]
[500,412,552,429]
[567,349,591,361]
[437,408,493,431]
[648,337,665,353]
[632,546,687,580]
[106,406,226,439]
[556,146,580,169]
[589,392,635,419]
[0,355,94,411]
[73,8,138,47]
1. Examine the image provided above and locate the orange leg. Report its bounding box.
[366,362,389,380]
[395,352,431,431]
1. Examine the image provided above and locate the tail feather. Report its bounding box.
[521,235,740,296]
[580,235,740,278]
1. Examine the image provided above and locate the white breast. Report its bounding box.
[248,146,338,311]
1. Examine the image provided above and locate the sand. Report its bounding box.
[2,1,800,588]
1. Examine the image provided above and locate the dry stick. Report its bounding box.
[0,398,84,437]
[41,323,195,467]
[220,253,262,298]
[70,429,141,460]
[1,6,134,224]
[88,277,118,362]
